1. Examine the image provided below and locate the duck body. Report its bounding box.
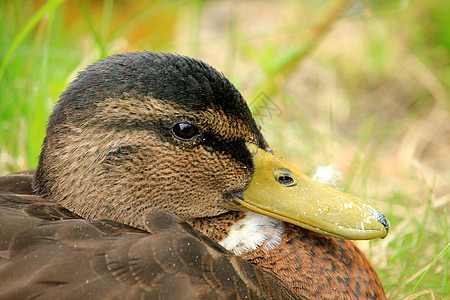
[0,52,387,299]
[0,172,294,299]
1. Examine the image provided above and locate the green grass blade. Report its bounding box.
[410,242,450,295]
[442,209,448,294]
[0,0,66,83]
[76,0,106,58]
[101,0,114,42]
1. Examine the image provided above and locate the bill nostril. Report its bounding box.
[277,175,295,186]
[274,168,297,187]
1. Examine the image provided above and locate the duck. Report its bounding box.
[0,51,389,299]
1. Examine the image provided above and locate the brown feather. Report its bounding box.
[1,52,387,299]
[0,173,295,299]
[0,171,385,299]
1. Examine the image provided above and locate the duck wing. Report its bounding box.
[0,171,296,300]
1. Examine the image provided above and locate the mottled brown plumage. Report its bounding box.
[0,52,387,299]
[0,173,294,299]
[241,223,385,299]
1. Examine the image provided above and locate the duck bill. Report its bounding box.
[229,143,389,240]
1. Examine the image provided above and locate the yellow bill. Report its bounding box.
[229,143,389,240]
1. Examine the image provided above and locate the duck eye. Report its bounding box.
[172,123,199,140]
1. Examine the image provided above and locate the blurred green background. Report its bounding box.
[1,0,449,298]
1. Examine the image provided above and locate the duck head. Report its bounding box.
[33,52,388,240]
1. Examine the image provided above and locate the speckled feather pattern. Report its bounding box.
[0,176,294,299]
[33,53,265,227]
[1,52,387,299]
[1,173,295,299]
[1,171,385,299]
[241,223,385,299]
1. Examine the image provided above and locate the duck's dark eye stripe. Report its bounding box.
[172,123,199,140]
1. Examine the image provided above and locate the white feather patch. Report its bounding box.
[219,212,284,255]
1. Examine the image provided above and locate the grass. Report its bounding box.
[1,0,449,298]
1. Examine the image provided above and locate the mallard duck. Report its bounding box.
[0,52,389,299]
